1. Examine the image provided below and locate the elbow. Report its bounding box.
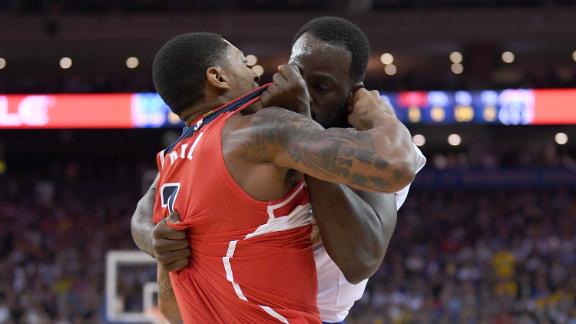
[130,198,155,256]
[129,211,141,248]
[340,245,386,284]
[383,134,419,193]
[342,268,373,285]
[341,256,383,284]
[397,160,417,188]
[380,159,416,193]
[340,220,395,284]
[130,201,144,246]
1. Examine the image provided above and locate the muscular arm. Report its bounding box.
[131,174,190,271]
[157,264,183,324]
[240,107,416,193]
[306,176,397,284]
[131,174,158,257]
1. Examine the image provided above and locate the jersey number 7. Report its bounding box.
[160,183,181,214]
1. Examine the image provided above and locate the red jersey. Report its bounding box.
[153,86,320,323]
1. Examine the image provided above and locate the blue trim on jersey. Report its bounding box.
[164,86,267,155]
[322,321,345,324]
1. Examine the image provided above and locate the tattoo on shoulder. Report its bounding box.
[238,108,318,162]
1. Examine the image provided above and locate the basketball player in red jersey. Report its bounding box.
[148,32,416,323]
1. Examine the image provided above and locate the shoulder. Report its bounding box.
[225,107,299,136]
[233,107,322,143]
[247,107,324,140]
[224,107,319,163]
[247,107,313,127]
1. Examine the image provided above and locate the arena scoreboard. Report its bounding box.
[1,88,576,128]
[384,89,576,125]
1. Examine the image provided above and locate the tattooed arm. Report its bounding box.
[303,89,408,282]
[157,264,183,324]
[239,104,416,193]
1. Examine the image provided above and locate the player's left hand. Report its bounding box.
[152,211,191,272]
[261,63,311,117]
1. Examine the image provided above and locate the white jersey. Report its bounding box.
[314,145,426,322]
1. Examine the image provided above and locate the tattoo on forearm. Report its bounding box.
[244,108,401,191]
[159,266,176,300]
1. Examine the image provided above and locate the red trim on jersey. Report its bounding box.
[269,183,310,218]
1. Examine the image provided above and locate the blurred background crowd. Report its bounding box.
[2,1,576,93]
[2,64,576,94]
[350,187,576,323]
[1,132,575,323]
[1,170,575,323]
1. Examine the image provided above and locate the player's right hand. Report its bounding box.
[347,88,396,131]
[152,211,190,272]
[260,63,311,117]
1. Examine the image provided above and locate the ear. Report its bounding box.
[346,82,365,108]
[351,81,364,92]
[205,66,230,91]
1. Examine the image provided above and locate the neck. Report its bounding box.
[181,86,265,125]
[181,96,230,126]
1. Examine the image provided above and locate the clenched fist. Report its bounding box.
[152,211,190,272]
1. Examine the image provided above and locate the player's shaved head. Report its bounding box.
[292,16,370,83]
[153,32,229,115]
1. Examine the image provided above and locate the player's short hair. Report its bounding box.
[292,16,370,83]
[152,32,229,115]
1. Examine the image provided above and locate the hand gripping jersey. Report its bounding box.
[153,85,320,323]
